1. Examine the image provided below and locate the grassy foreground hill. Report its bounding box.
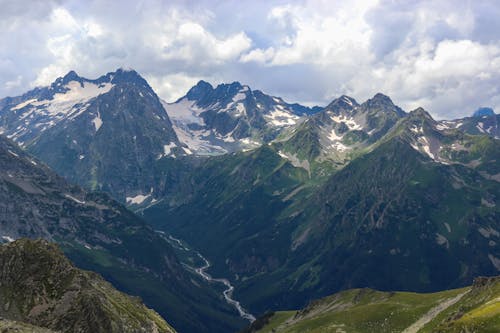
[244,276,500,333]
[0,239,176,333]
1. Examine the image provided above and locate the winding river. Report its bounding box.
[194,252,256,322]
[159,232,256,322]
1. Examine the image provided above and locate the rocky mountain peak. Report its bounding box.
[108,68,150,87]
[61,70,81,83]
[408,107,434,121]
[324,95,358,113]
[185,80,214,101]
[473,107,495,117]
[367,92,394,106]
[215,81,246,98]
[360,92,406,117]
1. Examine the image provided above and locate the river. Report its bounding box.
[158,231,256,322]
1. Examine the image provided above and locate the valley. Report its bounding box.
[158,231,256,322]
[2,2,500,332]
[0,68,498,333]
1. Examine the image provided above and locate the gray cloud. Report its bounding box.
[0,0,499,118]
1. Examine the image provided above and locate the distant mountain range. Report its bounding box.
[0,68,498,332]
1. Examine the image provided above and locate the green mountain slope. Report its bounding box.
[244,276,500,333]
[0,239,175,333]
[145,109,500,318]
[0,135,245,333]
[144,145,310,276]
[0,319,57,333]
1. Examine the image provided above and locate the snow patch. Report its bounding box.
[7,150,19,157]
[488,254,500,271]
[277,150,311,173]
[328,130,343,141]
[64,194,86,204]
[163,98,204,125]
[35,81,114,118]
[233,103,246,116]
[332,141,350,152]
[478,227,500,238]
[435,233,449,248]
[330,115,362,130]
[11,98,38,111]
[342,96,353,106]
[1,235,15,243]
[126,193,151,205]
[163,142,177,155]
[264,106,299,127]
[5,81,114,143]
[436,123,450,131]
[476,123,485,133]
[410,125,423,134]
[417,136,436,160]
[232,92,247,103]
[240,138,261,146]
[92,112,103,132]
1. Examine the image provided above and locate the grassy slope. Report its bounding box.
[0,319,56,333]
[252,277,499,333]
[0,239,176,333]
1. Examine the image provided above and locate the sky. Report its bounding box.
[1,0,499,119]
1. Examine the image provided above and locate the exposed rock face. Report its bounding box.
[0,68,181,201]
[0,239,176,333]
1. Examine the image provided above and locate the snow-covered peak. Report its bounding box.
[10,80,114,116]
[0,68,161,147]
[163,81,319,155]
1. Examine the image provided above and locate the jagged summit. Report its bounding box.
[0,66,181,201]
[61,70,80,82]
[324,94,358,112]
[408,106,434,120]
[50,68,149,90]
[108,67,150,86]
[165,79,319,154]
[185,80,214,101]
[364,92,397,109]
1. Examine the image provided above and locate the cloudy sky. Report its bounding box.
[1,0,499,119]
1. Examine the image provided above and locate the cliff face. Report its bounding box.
[0,239,176,333]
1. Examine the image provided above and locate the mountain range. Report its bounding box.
[0,68,498,332]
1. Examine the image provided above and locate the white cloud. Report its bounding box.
[241,1,376,66]
[147,73,203,103]
[1,0,500,118]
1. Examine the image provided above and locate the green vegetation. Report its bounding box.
[0,239,176,333]
[145,110,500,318]
[250,277,500,333]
